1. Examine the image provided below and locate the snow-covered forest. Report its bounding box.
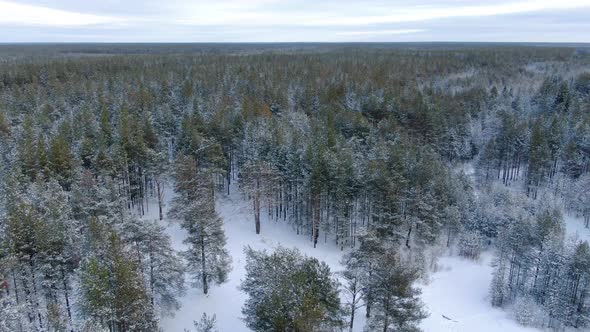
[1,44,590,332]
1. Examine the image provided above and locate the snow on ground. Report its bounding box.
[150,180,548,332]
[419,213,590,332]
[420,164,535,331]
[420,254,537,332]
[156,183,365,332]
[564,214,590,243]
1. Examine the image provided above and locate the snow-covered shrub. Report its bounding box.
[512,295,546,328]
[192,313,218,332]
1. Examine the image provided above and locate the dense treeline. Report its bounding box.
[0,45,589,331]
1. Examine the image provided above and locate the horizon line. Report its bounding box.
[1,41,589,45]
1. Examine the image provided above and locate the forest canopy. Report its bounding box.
[0,44,589,332]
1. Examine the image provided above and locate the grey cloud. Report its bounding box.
[0,0,589,42]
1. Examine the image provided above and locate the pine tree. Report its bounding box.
[340,252,365,332]
[49,130,74,190]
[238,119,283,235]
[3,176,45,330]
[442,206,462,247]
[78,221,157,331]
[70,170,120,227]
[0,110,10,139]
[120,218,185,315]
[239,159,279,235]
[240,247,343,332]
[171,155,231,294]
[527,120,550,198]
[36,135,49,180]
[19,115,37,182]
[34,180,80,329]
[567,241,590,328]
[365,252,427,332]
[99,103,112,147]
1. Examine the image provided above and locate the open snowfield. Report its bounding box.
[565,214,590,243]
[420,254,538,332]
[420,214,590,332]
[149,181,590,332]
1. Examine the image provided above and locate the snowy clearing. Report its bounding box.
[420,254,537,332]
[150,182,545,332]
[565,214,590,243]
[156,184,366,331]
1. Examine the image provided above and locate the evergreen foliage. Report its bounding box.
[241,247,343,332]
[0,44,589,331]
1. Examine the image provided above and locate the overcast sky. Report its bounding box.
[1,0,589,43]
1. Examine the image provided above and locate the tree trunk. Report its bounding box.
[406,224,412,248]
[29,259,43,330]
[61,267,73,331]
[349,289,356,332]
[254,190,261,235]
[12,270,19,305]
[447,227,452,247]
[201,234,208,294]
[149,241,155,307]
[156,177,164,220]
[382,299,390,332]
[312,192,320,248]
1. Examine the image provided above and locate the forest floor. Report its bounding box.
[420,254,538,332]
[157,183,366,331]
[564,214,590,243]
[150,180,590,332]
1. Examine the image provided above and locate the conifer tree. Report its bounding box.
[340,252,365,332]
[171,155,231,294]
[365,252,427,332]
[49,130,74,190]
[78,221,157,331]
[120,218,186,314]
[241,247,343,332]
